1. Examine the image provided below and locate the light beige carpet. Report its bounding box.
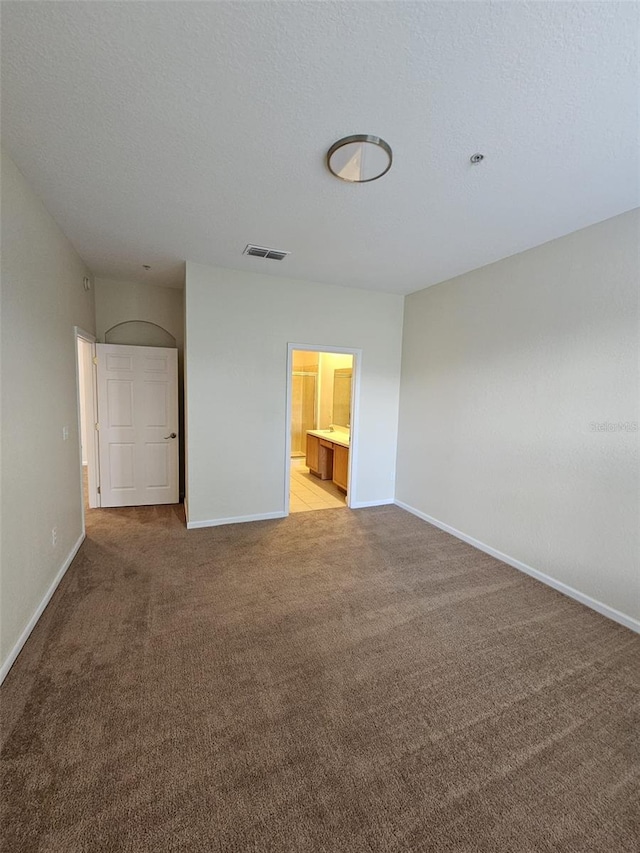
[1,503,638,852]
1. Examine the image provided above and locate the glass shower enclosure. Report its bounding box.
[291,371,317,457]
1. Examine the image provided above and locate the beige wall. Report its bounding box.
[185,263,404,525]
[94,277,184,348]
[1,148,96,676]
[396,210,640,627]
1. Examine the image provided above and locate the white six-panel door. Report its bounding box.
[96,344,179,507]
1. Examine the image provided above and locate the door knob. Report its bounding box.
[164,432,177,439]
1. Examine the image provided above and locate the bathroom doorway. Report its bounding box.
[286,345,359,514]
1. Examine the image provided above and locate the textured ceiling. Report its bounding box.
[1,1,638,293]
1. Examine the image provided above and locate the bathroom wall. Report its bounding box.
[292,350,353,430]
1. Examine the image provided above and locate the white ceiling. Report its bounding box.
[2,1,638,294]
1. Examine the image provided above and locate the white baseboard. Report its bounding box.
[394,500,640,634]
[349,499,395,509]
[185,499,396,528]
[0,532,85,685]
[187,510,286,530]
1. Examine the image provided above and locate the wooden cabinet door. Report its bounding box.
[306,434,319,473]
[333,444,349,492]
[318,440,334,479]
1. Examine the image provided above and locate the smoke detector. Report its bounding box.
[243,244,290,261]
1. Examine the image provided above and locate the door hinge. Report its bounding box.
[97,486,101,495]
[92,356,98,365]
[95,423,100,431]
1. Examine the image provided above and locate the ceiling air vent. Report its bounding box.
[243,244,290,261]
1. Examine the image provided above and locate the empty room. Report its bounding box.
[1,2,638,851]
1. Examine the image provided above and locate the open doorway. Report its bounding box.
[75,328,99,519]
[286,346,359,514]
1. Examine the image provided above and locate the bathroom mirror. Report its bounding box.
[332,369,352,429]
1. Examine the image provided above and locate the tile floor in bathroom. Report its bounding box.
[290,456,347,512]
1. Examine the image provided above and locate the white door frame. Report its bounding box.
[284,343,362,514]
[96,344,179,507]
[74,327,100,532]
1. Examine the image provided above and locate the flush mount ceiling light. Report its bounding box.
[327,135,392,183]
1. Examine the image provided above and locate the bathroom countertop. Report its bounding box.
[306,429,350,448]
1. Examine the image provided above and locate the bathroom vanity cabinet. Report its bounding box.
[306,434,324,478]
[305,432,349,492]
[332,444,349,492]
[305,434,333,480]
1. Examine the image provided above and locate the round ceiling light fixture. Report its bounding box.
[327,134,392,183]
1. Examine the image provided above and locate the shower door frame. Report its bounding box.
[290,369,318,457]
[284,342,362,514]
